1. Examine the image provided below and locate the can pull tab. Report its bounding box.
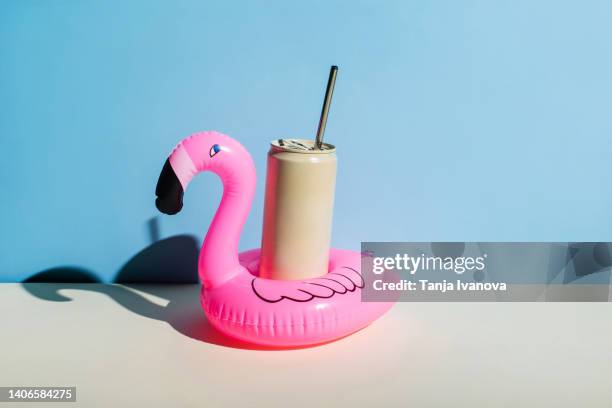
[315,66,338,149]
[277,139,320,151]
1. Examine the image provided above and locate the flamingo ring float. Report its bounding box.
[155,131,393,347]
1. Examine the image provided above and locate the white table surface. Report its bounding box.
[1,283,611,407]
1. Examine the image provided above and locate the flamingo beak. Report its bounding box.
[155,159,184,215]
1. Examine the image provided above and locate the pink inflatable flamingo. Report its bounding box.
[155,131,393,347]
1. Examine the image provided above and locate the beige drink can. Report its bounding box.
[259,139,337,280]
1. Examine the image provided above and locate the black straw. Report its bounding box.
[315,65,338,149]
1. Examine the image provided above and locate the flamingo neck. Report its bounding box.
[199,167,256,288]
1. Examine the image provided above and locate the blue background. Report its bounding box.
[2,0,611,282]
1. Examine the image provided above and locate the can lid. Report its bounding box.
[271,139,336,153]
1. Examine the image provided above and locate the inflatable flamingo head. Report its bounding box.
[155,131,256,287]
[155,131,256,215]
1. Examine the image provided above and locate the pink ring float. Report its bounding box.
[155,131,394,347]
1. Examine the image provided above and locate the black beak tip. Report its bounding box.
[155,159,185,216]
[155,195,183,215]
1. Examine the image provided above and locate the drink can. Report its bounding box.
[259,139,337,280]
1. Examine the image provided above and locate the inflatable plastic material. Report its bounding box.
[155,131,394,347]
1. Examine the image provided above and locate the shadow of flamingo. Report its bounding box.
[21,219,315,350]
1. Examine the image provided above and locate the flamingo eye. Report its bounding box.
[209,144,222,158]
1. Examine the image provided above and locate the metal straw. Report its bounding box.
[315,65,338,149]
